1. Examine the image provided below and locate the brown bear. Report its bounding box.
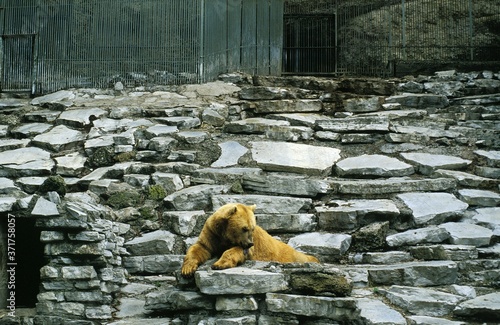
[181,203,319,277]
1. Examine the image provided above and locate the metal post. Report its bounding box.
[199,0,205,82]
[468,0,474,61]
[401,0,406,60]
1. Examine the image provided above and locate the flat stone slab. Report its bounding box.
[331,177,456,195]
[317,199,400,230]
[357,298,406,325]
[473,207,500,229]
[250,141,341,176]
[224,118,290,134]
[256,213,316,233]
[31,197,60,217]
[254,99,322,114]
[0,197,17,212]
[269,113,332,127]
[407,316,467,325]
[164,184,230,210]
[266,293,357,321]
[211,141,249,167]
[288,232,351,261]
[382,285,465,317]
[195,268,288,295]
[475,150,500,167]
[11,123,53,137]
[390,125,462,139]
[386,226,450,247]
[401,152,471,175]
[397,192,468,225]
[458,189,500,207]
[432,169,497,188]
[335,154,414,177]
[316,116,390,133]
[33,125,86,151]
[55,152,87,176]
[0,177,18,194]
[242,173,329,197]
[439,222,493,247]
[212,194,312,214]
[454,292,500,320]
[124,230,177,255]
[31,89,76,107]
[368,261,458,286]
[385,93,449,108]
[58,108,107,127]
[0,147,51,165]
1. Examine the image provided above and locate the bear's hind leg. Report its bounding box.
[212,246,247,270]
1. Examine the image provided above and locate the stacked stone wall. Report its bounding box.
[0,70,499,324]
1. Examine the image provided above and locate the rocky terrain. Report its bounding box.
[0,70,499,325]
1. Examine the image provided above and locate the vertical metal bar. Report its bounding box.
[468,0,474,61]
[199,0,204,82]
[401,0,406,60]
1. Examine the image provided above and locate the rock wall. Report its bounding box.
[0,70,499,325]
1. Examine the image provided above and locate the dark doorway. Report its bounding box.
[283,13,336,75]
[1,215,44,308]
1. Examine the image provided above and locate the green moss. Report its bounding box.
[40,175,67,196]
[139,206,157,220]
[88,147,115,168]
[147,185,167,201]
[107,191,142,209]
[115,150,137,163]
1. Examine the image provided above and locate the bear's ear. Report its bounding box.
[223,206,238,219]
[249,204,256,212]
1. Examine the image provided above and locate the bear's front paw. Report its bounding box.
[212,259,235,270]
[181,261,198,278]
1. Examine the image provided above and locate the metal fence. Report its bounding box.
[1,0,499,94]
[0,0,283,94]
[284,0,500,76]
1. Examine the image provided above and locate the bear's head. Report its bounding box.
[213,203,257,249]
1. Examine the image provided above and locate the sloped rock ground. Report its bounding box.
[0,71,499,325]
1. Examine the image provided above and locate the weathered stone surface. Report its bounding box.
[164,210,206,236]
[386,226,450,247]
[317,199,399,230]
[31,90,76,108]
[33,125,86,151]
[224,118,290,134]
[409,245,478,261]
[250,141,341,176]
[453,292,500,320]
[351,251,413,265]
[351,221,390,252]
[58,108,107,127]
[458,189,500,206]
[256,214,316,233]
[254,99,322,114]
[211,141,249,167]
[331,177,456,195]
[335,154,414,177]
[124,230,178,255]
[368,261,458,286]
[164,184,230,210]
[243,173,329,197]
[439,222,493,247]
[407,316,467,325]
[269,113,331,127]
[401,152,471,175]
[31,197,60,217]
[0,196,17,212]
[215,296,258,311]
[432,169,498,188]
[55,152,87,176]
[475,149,500,167]
[266,293,357,321]
[195,268,288,295]
[316,116,390,132]
[397,192,468,225]
[145,288,213,311]
[382,285,465,317]
[288,270,352,296]
[357,298,406,325]
[385,93,449,108]
[212,194,312,214]
[344,96,383,113]
[288,232,351,261]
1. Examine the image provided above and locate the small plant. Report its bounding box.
[147,185,167,201]
[40,175,67,196]
[107,191,142,209]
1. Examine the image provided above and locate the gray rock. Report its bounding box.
[432,169,497,188]
[202,108,226,127]
[58,108,107,127]
[145,125,178,138]
[382,285,465,316]
[31,90,76,108]
[181,81,240,97]
[409,245,478,261]
[44,241,106,256]
[0,197,17,212]
[350,251,413,264]
[240,86,288,100]
[250,141,341,176]
[357,298,406,325]
[407,316,466,325]
[390,124,462,139]
[0,177,18,194]
[254,99,322,114]
[269,113,331,127]
[224,117,290,134]
[368,261,457,286]
[264,125,314,142]
[115,298,146,318]
[31,197,60,217]
[266,293,357,321]
[453,292,500,320]
[212,194,312,214]
[473,207,500,230]
[156,117,201,130]
[243,173,329,197]
[194,167,262,183]
[317,199,399,231]
[424,81,464,96]
[332,177,456,195]
[33,125,86,151]
[145,288,213,311]
[40,230,65,242]
[164,184,230,210]
[385,93,449,108]
[458,189,500,206]
[475,149,500,167]
[351,221,390,252]
[256,214,316,233]
[123,255,183,274]
[55,152,87,176]
[36,301,85,318]
[397,192,468,225]
[316,116,390,133]
[439,222,493,247]
[401,152,471,175]
[211,141,249,167]
[195,268,288,295]
[386,227,450,247]
[124,230,178,255]
[215,296,258,311]
[11,123,53,137]
[175,131,207,144]
[165,210,206,236]
[151,172,184,194]
[288,232,351,261]
[335,154,414,177]
[344,96,383,113]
